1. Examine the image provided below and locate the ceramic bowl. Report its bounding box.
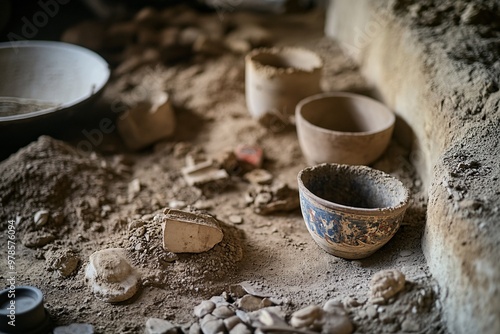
[0,41,110,153]
[0,41,109,123]
[296,92,395,166]
[297,163,410,259]
[245,47,322,119]
[0,286,51,334]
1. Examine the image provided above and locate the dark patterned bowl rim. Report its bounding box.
[297,164,410,217]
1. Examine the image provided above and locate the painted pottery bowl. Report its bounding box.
[245,47,322,119]
[297,163,410,259]
[296,92,395,166]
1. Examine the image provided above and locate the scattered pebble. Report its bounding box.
[128,179,141,199]
[399,250,413,257]
[370,269,406,304]
[224,315,242,331]
[366,305,378,319]
[194,300,216,318]
[212,305,236,319]
[188,322,201,334]
[84,248,140,303]
[33,209,50,228]
[259,309,287,327]
[290,305,324,328]
[323,299,346,315]
[145,318,178,334]
[229,323,252,334]
[244,169,273,185]
[237,295,265,312]
[193,200,213,210]
[229,215,244,225]
[401,317,420,332]
[168,200,187,209]
[22,231,56,248]
[322,314,354,334]
[249,182,300,215]
[200,314,225,334]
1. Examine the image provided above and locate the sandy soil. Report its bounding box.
[0,9,448,334]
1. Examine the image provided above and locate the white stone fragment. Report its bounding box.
[84,248,140,303]
[162,210,224,253]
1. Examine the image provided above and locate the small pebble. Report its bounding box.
[229,323,252,334]
[188,322,201,334]
[237,295,264,312]
[168,200,187,209]
[259,309,287,327]
[399,250,413,257]
[33,210,49,228]
[229,215,244,225]
[401,317,420,332]
[145,318,177,334]
[290,305,324,328]
[22,232,55,248]
[244,169,273,185]
[370,269,406,304]
[223,315,242,331]
[212,305,235,319]
[194,300,216,318]
[322,313,354,334]
[200,314,225,334]
[366,305,378,319]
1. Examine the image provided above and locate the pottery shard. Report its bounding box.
[117,93,176,151]
[369,269,406,304]
[85,248,140,303]
[162,210,224,253]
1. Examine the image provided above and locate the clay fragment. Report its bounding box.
[161,209,224,253]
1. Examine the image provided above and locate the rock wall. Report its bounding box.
[325,1,500,333]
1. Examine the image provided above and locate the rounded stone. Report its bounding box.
[85,248,140,303]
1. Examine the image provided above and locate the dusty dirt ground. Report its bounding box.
[0,8,448,334]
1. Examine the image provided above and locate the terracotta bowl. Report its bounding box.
[296,92,395,166]
[245,47,322,119]
[297,163,410,259]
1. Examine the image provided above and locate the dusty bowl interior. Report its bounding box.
[297,163,409,259]
[296,92,395,165]
[0,41,110,123]
[249,47,323,72]
[245,47,323,118]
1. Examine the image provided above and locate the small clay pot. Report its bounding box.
[296,92,395,165]
[0,286,51,334]
[297,163,410,259]
[245,47,323,119]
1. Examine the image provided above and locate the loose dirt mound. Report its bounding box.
[0,135,117,233]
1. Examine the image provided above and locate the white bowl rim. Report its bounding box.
[0,40,110,122]
[297,163,410,216]
[296,92,396,137]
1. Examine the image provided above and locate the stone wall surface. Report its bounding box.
[325,1,500,333]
